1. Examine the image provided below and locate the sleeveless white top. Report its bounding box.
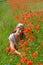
[9,33,17,46]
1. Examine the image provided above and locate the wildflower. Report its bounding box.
[29,36,35,42]
[21,58,28,63]
[33,51,38,57]
[23,41,28,46]
[22,17,27,21]
[11,49,15,55]
[19,44,23,48]
[36,24,40,30]
[24,27,32,34]
[38,62,43,65]
[29,21,34,26]
[18,20,23,23]
[27,60,34,65]
[15,16,19,19]
[6,47,10,52]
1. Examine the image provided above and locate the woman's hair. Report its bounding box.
[20,32,25,40]
[11,29,17,33]
[12,27,25,40]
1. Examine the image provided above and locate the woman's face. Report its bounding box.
[16,28,24,35]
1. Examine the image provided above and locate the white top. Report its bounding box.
[9,33,17,46]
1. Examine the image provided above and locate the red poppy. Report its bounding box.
[11,49,15,55]
[24,21,28,25]
[39,63,43,65]
[21,58,26,63]
[22,17,27,21]
[24,27,32,34]
[25,13,33,18]
[33,51,38,57]
[29,36,35,42]
[19,44,23,48]
[36,24,40,30]
[27,60,34,65]
[21,58,28,63]
[15,16,19,19]
[38,62,43,65]
[18,20,23,23]
[41,18,43,21]
[29,21,34,26]
[36,12,40,15]
[6,47,11,52]
[23,41,28,46]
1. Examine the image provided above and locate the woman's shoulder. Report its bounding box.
[8,33,14,40]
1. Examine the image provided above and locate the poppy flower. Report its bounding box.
[21,58,28,63]
[39,63,43,65]
[38,62,43,65]
[19,44,23,48]
[29,36,35,42]
[22,17,27,21]
[23,21,28,25]
[21,59,26,63]
[29,21,34,26]
[24,27,32,34]
[27,60,34,65]
[23,41,28,46]
[11,49,15,55]
[36,24,40,30]
[18,20,23,23]
[36,12,40,15]
[41,18,43,21]
[15,16,19,19]
[6,47,10,52]
[25,13,33,18]
[33,51,38,57]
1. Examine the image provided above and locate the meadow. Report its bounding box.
[0,0,43,65]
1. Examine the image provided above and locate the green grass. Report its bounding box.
[0,0,43,65]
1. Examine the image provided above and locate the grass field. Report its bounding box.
[0,0,43,65]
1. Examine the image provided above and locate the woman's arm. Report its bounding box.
[9,39,21,55]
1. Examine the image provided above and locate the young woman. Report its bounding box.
[8,23,25,56]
